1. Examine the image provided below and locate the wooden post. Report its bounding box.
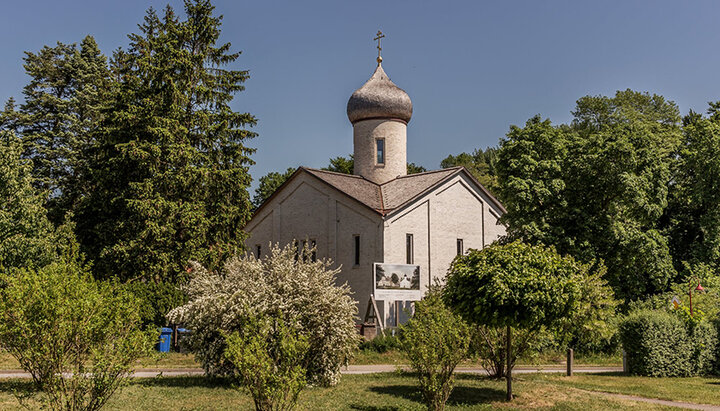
[622,350,627,373]
[566,348,574,376]
[506,325,512,401]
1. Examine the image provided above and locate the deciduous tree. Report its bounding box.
[443,241,598,400]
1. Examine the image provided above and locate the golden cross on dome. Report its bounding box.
[374,30,385,63]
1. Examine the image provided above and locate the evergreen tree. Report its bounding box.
[77,1,257,288]
[17,36,110,223]
[0,133,55,271]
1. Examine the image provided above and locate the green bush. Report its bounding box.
[401,292,470,411]
[0,259,152,410]
[620,310,694,377]
[358,333,401,353]
[224,312,309,411]
[689,321,718,376]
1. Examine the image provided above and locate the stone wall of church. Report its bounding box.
[353,118,407,184]
[244,172,384,324]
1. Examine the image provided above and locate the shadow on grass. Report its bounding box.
[368,384,505,407]
[132,375,235,389]
[349,406,402,411]
[575,372,626,377]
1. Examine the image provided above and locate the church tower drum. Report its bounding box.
[347,37,412,184]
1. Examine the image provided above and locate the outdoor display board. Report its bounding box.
[372,263,423,301]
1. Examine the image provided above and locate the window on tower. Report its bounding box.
[376,139,385,164]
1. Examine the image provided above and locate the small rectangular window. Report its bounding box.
[354,235,360,265]
[376,139,385,164]
[406,234,414,264]
[310,239,317,262]
[256,244,261,258]
[457,239,464,256]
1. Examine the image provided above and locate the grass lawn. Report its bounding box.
[531,372,720,406]
[0,372,687,410]
[351,350,622,367]
[0,350,621,370]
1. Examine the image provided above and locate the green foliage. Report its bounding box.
[168,243,360,386]
[323,155,354,174]
[620,310,695,377]
[667,108,720,273]
[444,241,583,331]
[441,147,499,196]
[76,1,257,287]
[496,90,682,302]
[253,167,297,209]
[125,280,187,327]
[688,321,718,376]
[443,241,616,395]
[0,259,152,410]
[401,292,470,411]
[630,266,720,323]
[14,35,110,223]
[469,325,549,378]
[358,333,401,353]
[0,134,56,271]
[224,312,309,411]
[407,162,427,174]
[555,264,619,353]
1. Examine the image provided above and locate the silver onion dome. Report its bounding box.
[347,63,413,124]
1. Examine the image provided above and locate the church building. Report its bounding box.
[244,47,506,326]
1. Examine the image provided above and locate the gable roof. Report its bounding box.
[250,166,506,222]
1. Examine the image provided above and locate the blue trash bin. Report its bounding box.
[157,327,173,352]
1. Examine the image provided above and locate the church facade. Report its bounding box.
[244,56,506,326]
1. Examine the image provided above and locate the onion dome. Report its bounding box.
[347,63,413,124]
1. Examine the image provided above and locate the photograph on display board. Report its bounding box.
[374,263,420,290]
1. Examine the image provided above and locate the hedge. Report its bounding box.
[620,309,718,377]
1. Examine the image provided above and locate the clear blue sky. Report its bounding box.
[2,1,720,192]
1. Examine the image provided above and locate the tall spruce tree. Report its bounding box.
[77,0,257,292]
[17,36,110,223]
[0,132,55,271]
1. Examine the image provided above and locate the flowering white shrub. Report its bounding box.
[167,243,360,386]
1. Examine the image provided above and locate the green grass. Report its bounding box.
[0,349,621,370]
[0,373,684,410]
[531,372,720,406]
[351,349,622,368]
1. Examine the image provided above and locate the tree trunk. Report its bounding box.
[506,325,512,401]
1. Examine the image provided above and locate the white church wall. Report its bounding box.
[245,171,384,324]
[428,175,487,282]
[334,201,383,324]
[382,200,430,327]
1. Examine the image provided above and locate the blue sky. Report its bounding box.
[2,1,719,191]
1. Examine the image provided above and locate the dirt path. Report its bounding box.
[589,390,720,411]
